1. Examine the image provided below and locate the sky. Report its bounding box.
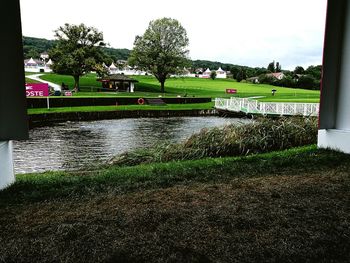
[20,0,328,70]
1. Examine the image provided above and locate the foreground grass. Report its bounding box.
[38,73,320,102]
[27,102,214,114]
[0,146,349,262]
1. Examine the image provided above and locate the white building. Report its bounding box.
[216,67,227,79]
[24,57,52,73]
[108,62,118,74]
[108,63,147,75]
[266,72,285,80]
[199,68,227,79]
[201,68,212,78]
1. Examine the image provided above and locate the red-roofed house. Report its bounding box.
[266,72,285,80]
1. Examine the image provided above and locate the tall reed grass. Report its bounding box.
[110,117,318,166]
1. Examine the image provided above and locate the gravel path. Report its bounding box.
[26,74,61,91]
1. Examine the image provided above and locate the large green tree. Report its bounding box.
[129,18,189,93]
[294,66,305,75]
[49,23,105,91]
[267,61,275,73]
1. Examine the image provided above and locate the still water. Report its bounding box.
[13,117,249,174]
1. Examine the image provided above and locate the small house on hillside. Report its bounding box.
[40,52,49,61]
[247,76,259,83]
[266,72,285,80]
[293,74,305,81]
[97,74,138,92]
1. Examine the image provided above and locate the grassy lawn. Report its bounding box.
[24,71,40,76]
[27,102,214,115]
[0,146,349,262]
[25,77,40,83]
[38,73,320,103]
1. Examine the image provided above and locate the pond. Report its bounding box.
[13,117,250,174]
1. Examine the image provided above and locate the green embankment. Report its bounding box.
[27,102,215,114]
[0,145,334,201]
[0,146,349,262]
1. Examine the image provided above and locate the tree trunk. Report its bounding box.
[73,75,80,92]
[160,80,165,93]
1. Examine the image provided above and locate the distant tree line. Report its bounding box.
[258,64,322,90]
[23,36,130,62]
[191,60,268,79]
[23,36,268,78]
[23,36,57,58]
[23,35,322,90]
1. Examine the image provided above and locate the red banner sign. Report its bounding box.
[226,89,237,94]
[25,83,49,97]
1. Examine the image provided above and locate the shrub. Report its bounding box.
[109,117,318,166]
[258,74,276,85]
[210,71,217,80]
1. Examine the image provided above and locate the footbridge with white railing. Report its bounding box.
[215,97,319,116]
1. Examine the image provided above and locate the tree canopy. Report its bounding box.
[267,61,282,73]
[129,18,189,93]
[210,70,217,80]
[49,23,105,91]
[294,66,305,75]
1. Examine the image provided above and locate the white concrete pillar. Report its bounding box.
[335,2,350,130]
[0,141,15,190]
[318,0,350,154]
[130,82,135,93]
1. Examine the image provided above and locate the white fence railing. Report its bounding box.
[215,97,319,117]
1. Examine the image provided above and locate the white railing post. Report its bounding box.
[230,97,234,110]
[262,102,265,115]
[214,98,320,116]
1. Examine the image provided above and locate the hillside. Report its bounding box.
[22,36,250,73]
[23,36,57,58]
[22,36,131,61]
[23,36,322,85]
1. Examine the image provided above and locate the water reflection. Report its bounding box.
[13,117,250,174]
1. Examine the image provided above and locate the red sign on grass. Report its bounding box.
[226,89,237,94]
[25,83,49,97]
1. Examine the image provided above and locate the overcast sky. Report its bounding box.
[20,0,327,70]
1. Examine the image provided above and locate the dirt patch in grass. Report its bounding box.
[1,167,349,262]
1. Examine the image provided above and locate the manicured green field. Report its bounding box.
[38,73,320,103]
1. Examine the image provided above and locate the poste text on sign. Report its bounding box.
[25,83,49,97]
